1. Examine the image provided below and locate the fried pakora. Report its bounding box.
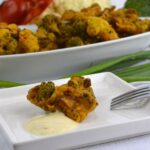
[101,8,150,36]
[61,3,102,21]
[87,16,119,41]
[18,29,39,53]
[0,28,17,55]
[0,3,150,55]
[27,76,98,122]
[0,23,40,55]
[36,27,58,50]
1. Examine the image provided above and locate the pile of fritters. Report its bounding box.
[0,23,39,55]
[1,3,150,55]
[27,76,98,122]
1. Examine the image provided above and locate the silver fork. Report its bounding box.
[111,85,150,110]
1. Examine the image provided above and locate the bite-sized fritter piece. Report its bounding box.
[0,29,10,46]
[59,23,74,36]
[57,23,76,47]
[61,10,77,21]
[40,15,61,35]
[27,82,57,112]
[111,8,139,22]
[62,3,102,21]
[101,6,116,22]
[56,76,98,122]
[81,3,102,17]
[114,18,138,35]
[104,8,143,36]
[36,27,58,50]
[36,27,48,48]
[66,36,84,47]
[135,19,150,33]
[0,24,19,55]
[87,17,119,41]
[5,37,18,54]
[56,76,98,118]
[7,24,20,38]
[18,29,39,53]
[0,29,11,55]
[112,16,150,36]
[72,19,87,38]
[27,76,98,122]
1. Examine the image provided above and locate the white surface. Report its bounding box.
[1,72,150,150]
[0,0,4,5]
[0,31,150,83]
[111,0,127,9]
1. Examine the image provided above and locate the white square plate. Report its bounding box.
[1,72,150,150]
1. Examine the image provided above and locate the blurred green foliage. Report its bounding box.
[124,0,150,16]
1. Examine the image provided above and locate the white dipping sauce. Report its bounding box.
[24,112,79,136]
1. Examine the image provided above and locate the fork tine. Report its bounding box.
[111,92,150,107]
[111,90,150,104]
[111,86,150,109]
[111,95,150,109]
[112,89,150,104]
[111,94,150,109]
[112,86,150,103]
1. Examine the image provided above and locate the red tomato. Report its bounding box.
[22,0,53,24]
[0,0,52,24]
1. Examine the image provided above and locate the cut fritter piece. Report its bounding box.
[27,82,57,112]
[27,76,98,122]
[55,76,98,122]
[56,97,88,122]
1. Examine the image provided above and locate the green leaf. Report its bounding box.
[0,81,24,88]
[124,0,150,16]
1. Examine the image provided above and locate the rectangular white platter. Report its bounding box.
[1,72,150,150]
[0,31,150,84]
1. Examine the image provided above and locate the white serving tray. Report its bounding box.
[1,72,150,150]
[0,31,150,84]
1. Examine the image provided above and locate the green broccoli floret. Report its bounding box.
[66,36,84,47]
[38,82,55,100]
[72,20,87,38]
[124,0,150,16]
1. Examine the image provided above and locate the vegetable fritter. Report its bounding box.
[27,82,57,112]
[66,36,84,47]
[61,3,102,21]
[0,23,40,55]
[0,3,150,55]
[27,76,98,122]
[87,16,119,41]
[18,29,39,53]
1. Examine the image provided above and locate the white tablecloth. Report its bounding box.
[78,134,150,150]
[1,134,150,150]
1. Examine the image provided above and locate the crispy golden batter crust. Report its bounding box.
[18,29,39,53]
[87,16,119,41]
[0,4,150,55]
[27,76,98,122]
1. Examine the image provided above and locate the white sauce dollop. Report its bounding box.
[24,112,79,136]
